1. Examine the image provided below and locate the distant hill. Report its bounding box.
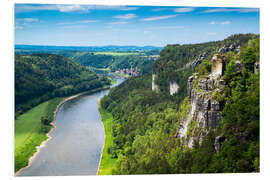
[15,53,110,116]
[15,44,163,52]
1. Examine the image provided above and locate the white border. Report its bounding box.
[1,0,269,180]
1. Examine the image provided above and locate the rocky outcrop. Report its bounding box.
[188,76,223,129]
[214,136,226,153]
[218,43,237,54]
[191,52,208,68]
[152,73,159,92]
[236,45,241,54]
[179,74,224,147]
[254,62,260,73]
[235,60,243,74]
[178,54,226,147]
[211,54,225,77]
[170,80,179,95]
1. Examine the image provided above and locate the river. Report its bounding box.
[17,77,125,176]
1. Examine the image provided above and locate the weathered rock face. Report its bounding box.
[236,45,241,54]
[218,43,237,54]
[254,62,260,73]
[152,73,159,92]
[170,80,179,95]
[188,77,223,129]
[211,54,225,77]
[214,136,226,153]
[235,60,243,74]
[191,52,208,68]
[178,72,224,147]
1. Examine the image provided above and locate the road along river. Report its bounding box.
[17,78,125,176]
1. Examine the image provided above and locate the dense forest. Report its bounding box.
[15,53,110,117]
[100,34,260,174]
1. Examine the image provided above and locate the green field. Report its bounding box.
[107,77,117,85]
[98,104,117,175]
[94,51,141,56]
[15,97,63,173]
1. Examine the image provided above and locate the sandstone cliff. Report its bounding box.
[169,80,179,95]
[152,73,159,92]
[177,54,226,148]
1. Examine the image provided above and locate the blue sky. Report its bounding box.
[14,4,260,46]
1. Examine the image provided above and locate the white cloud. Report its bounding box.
[15,18,39,30]
[162,25,184,29]
[121,7,139,11]
[15,4,139,13]
[203,8,259,13]
[221,21,231,25]
[15,4,59,13]
[15,25,23,30]
[56,5,89,12]
[62,25,86,29]
[15,4,90,13]
[16,18,38,23]
[209,21,231,25]
[57,20,97,26]
[174,7,195,13]
[140,15,177,21]
[89,5,138,11]
[113,14,137,19]
[109,21,128,25]
[143,30,150,34]
[148,26,184,30]
[78,20,98,23]
[152,8,169,12]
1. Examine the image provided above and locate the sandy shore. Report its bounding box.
[15,87,110,176]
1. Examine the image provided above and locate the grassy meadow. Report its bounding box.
[15,97,63,173]
[98,104,117,175]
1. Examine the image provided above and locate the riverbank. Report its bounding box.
[15,97,63,174]
[98,102,117,175]
[15,85,110,175]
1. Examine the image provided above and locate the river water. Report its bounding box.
[18,78,125,176]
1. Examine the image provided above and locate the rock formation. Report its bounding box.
[211,54,225,78]
[169,80,179,95]
[214,136,226,153]
[218,43,237,54]
[191,52,208,68]
[236,45,241,54]
[235,60,243,75]
[187,76,223,129]
[178,53,226,147]
[254,62,260,73]
[152,73,159,92]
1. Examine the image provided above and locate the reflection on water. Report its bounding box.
[18,78,125,176]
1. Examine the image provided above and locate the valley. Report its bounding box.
[14,33,260,175]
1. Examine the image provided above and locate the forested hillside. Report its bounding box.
[153,34,258,101]
[15,53,110,117]
[100,34,260,174]
[59,51,156,75]
[15,49,159,75]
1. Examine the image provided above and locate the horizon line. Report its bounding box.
[15,44,164,48]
